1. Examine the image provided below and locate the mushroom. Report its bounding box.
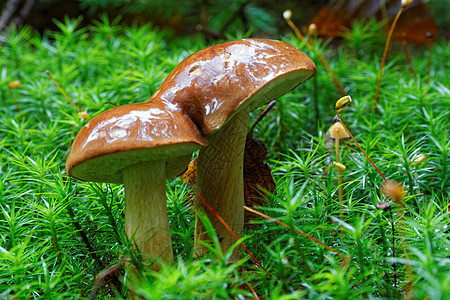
[327,116,350,214]
[149,39,316,259]
[66,100,206,269]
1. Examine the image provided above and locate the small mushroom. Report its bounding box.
[149,39,316,259]
[327,116,350,214]
[66,100,206,269]
[328,118,350,140]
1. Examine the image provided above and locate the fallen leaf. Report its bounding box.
[181,157,197,187]
[243,135,274,224]
[181,135,275,225]
[309,0,438,45]
[391,1,438,44]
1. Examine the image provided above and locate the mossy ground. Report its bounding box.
[0,16,448,299]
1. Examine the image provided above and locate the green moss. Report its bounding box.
[0,16,448,299]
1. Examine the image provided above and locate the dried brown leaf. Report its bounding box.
[243,135,275,213]
[180,135,275,225]
[181,157,197,187]
[309,0,438,45]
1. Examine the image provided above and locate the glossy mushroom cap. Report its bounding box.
[66,100,207,183]
[149,38,316,135]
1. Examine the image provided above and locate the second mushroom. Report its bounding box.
[149,38,317,260]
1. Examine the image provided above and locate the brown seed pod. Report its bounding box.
[381,180,406,203]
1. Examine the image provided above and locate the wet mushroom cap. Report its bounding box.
[150,38,317,135]
[66,101,207,184]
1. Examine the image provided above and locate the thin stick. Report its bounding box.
[46,70,83,113]
[7,87,21,112]
[194,189,274,279]
[66,124,77,150]
[105,101,118,107]
[427,42,433,85]
[244,205,347,267]
[321,162,332,180]
[374,5,404,112]
[65,203,103,268]
[336,104,409,211]
[336,113,387,182]
[249,100,276,134]
[401,41,415,77]
[313,75,319,131]
[88,258,127,300]
[246,281,259,299]
[284,15,346,96]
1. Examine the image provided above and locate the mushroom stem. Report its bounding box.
[122,160,173,269]
[195,109,249,260]
[335,137,344,216]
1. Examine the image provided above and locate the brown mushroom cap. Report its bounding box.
[328,121,350,139]
[66,100,207,183]
[149,38,316,135]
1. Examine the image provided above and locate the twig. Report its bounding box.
[46,70,84,113]
[7,82,21,112]
[88,258,127,300]
[283,11,346,96]
[246,281,259,299]
[374,3,407,112]
[65,203,104,269]
[426,39,433,85]
[244,205,348,267]
[0,0,20,32]
[336,113,387,182]
[105,101,118,107]
[249,100,276,134]
[313,75,319,131]
[401,42,415,77]
[10,0,35,27]
[194,189,274,279]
